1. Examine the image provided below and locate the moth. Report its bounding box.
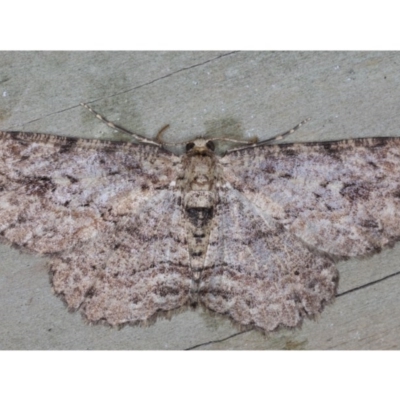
[1,104,399,332]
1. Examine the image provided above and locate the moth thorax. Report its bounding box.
[184,191,216,208]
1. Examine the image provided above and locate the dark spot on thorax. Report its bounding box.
[186,207,214,226]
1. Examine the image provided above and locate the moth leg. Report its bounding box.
[155,124,171,143]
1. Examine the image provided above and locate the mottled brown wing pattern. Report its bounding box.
[0,131,191,325]
[3,127,400,332]
[220,138,400,258]
[50,190,191,326]
[198,188,338,331]
[0,132,179,251]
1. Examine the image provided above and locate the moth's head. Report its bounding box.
[185,139,215,155]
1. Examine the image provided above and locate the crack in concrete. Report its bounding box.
[15,51,239,129]
[185,329,252,350]
[337,269,400,297]
[104,51,239,100]
[186,269,400,350]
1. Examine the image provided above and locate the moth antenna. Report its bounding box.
[256,118,311,145]
[226,118,311,153]
[80,103,162,147]
[214,136,258,145]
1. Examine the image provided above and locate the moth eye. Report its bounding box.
[186,142,195,152]
[206,141,215,151]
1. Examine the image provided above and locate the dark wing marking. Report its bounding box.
[0,131,191,325]
[220,138,400,258]
[199,188,337,331]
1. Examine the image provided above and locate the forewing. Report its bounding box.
[220,138,400,258]
[0,131,191,325]
[199,188,338,331]
[0,131,179,253]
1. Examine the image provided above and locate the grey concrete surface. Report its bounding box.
[1,51,400,349]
